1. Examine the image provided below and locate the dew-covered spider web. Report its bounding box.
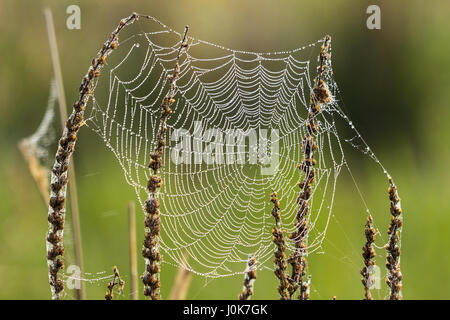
[84,16,391,279]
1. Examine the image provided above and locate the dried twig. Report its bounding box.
[386,176,403,300]
[45,11,138,300]
[361,214,376,300]
[238,255,257,300]
[105,266,125,300]
[168,251,192,300]
[270,191,289,300]
[142,25,189,300]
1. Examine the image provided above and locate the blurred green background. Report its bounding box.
[1,0,449,299]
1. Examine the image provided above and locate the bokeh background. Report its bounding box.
[1,0,449,299]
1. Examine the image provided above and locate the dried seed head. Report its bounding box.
[385,177,403,300]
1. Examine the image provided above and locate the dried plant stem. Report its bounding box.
[45,7,84,300]
[45,11,138,300]
[361,214,376,300]
[238,255,257,300]
[45,11,84,279]
[128,201,138,300]
[168,251,192,300]
[288,35,332,300]
[142,26,189,300]
[105,266,125,300]
[386,177,403,300]
[270,191,289,300]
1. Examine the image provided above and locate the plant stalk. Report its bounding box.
[44,7,85,300]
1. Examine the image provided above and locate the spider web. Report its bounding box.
[21,79,58,167]
[84,16,388,278]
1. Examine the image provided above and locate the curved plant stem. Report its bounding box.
[141,25,189,300]
[44,8,86,299]
[45,12,139,300]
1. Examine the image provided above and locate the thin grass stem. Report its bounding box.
[128,201,139,300]
[168,251,192,300]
